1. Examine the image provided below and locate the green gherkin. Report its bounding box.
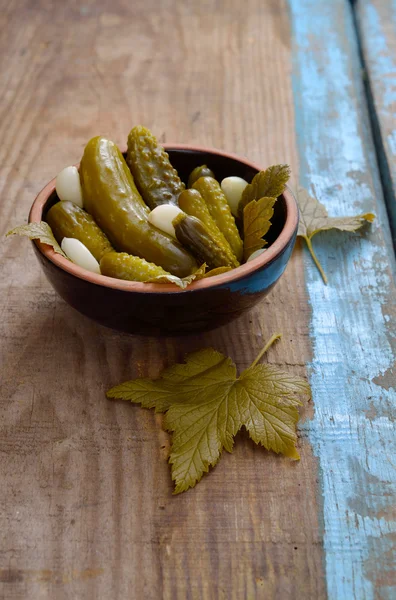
[188,164,215,188]
[80,136,197,278]
[100,252,171,282]
[46,201,113,262]
[173,213,239,270]
[178,189,238,267]
[127,126,185,209]
[193,177,243,262]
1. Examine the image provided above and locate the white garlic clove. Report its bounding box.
[148,204,184,238]
[61,237,101,274]
[247,248,267,263]
[56,166,84,208]
[220,176,248,216]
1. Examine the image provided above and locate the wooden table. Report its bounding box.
[1,1,395,598]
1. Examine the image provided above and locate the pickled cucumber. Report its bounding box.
[173,213,239,270]
[46,201,113,262]
[193,177,243,262]
[178,189,238,266]
[127,126,185,209]
[100,251,171,282]
[80,136,197,278]
[188,164,215,188]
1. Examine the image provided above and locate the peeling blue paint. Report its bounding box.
[289,0,396,598]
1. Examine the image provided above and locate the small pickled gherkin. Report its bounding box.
[173,213,239,270]
[188,164,215,188]
[193,177,243,262]
[100,252,171,282]
[80,136,197,278]
[127,126,185,209]
[46,201,113,262]
[178,189,238,267]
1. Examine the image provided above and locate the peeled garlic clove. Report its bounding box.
[220,176,248,216]
[148,204,184,238]
[61,237,101,274]
[56,166,84,207]
[247,248,267,262]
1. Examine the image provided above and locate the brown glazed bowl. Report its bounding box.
[29,146,298,335]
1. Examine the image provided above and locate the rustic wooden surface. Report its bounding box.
[355,0,396,247]
[290,1,396,598]
[0,0,394,599]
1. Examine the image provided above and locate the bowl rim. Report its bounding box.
[29,144,299,294]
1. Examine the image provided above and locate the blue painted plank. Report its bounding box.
[289,0,396,599]
[355,0,396,247]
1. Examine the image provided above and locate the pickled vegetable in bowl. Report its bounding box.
[9,125,292,291]
[9,138,298,334]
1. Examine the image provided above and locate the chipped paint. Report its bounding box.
[289,0,396,598]
[363,534,396,590]
[373,364,396,391]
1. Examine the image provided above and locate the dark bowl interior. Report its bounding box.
[31,146,297,335]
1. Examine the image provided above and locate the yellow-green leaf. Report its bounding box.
[238,364,311,459]
[7,221,66,257]
[239,164,290,216]
[243,197,276,261]
[296,187,375,284]
[107,378,177,413]
[297,186,375,237]
[147,263,207,289]
[203,266,233,278]
[107,338,310,493]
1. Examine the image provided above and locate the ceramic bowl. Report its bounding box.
[29,145,298,335]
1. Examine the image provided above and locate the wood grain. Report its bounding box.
[0,1,325,599]
[355,0,396,249]
[290,0,396,598]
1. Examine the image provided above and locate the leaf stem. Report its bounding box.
[304,236,328,284]
[251,332,282,368]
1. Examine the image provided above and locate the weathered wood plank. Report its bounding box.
[289,0,396,599]
[355,0,396,248]
[0,1,326,599]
